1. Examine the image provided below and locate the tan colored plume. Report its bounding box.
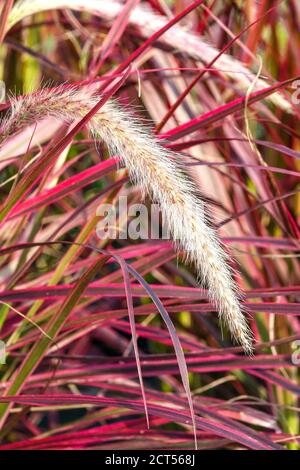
[0,85,253,353]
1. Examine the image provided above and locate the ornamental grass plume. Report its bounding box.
[0,85,253,353]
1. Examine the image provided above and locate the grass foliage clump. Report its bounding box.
[0,0,299,451]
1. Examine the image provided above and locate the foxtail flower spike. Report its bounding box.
[0,85,253,353]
